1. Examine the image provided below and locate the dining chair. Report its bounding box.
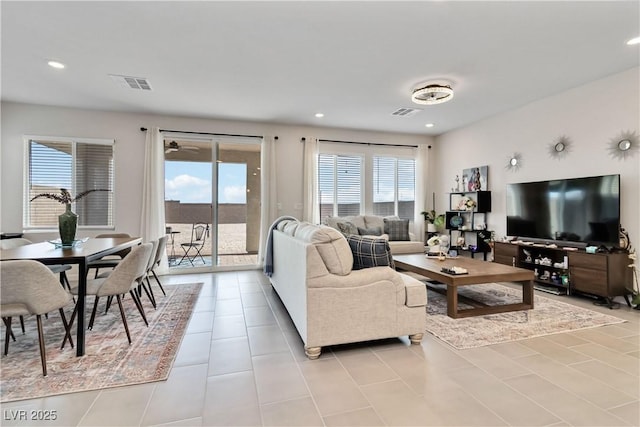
[148,234,168,297]
[68,243,153,345]
[0,260,74,376]
[179,223,209,266]
[87,233,132,278]
[0,238,73,293]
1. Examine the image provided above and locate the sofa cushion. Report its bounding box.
[325,215,366,230]
[346,235,395,270]
[357,226,383,236]
[336,221,358,236]
[296,224,353,276]
[384,218,410,241]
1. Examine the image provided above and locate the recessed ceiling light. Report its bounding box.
[627,36,640,45]
[425,123,435,128]
[47,60,65,69]
[315,113,324,118]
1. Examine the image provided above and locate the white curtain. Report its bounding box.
[302,136,319,224]
[258,136,277,266]
[140,127,169,273]
[414,143,431,243]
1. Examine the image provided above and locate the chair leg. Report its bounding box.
[58,308,74,350]
[36,315,47,376]
[3,317,12,355]
[62,305,77,349]
[195,246,206,264]
[104,295,114,314]
[144,276,157,308]
[88,296,100,330]
[151,269,167,296]
[115,295,132,344]
[129,290,149,326]
[19,315,25,333]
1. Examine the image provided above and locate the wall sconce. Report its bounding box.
[548,135,571,159]
[608,130,638,160]
[506,153,522,172]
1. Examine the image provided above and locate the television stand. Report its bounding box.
[493,241,632,304]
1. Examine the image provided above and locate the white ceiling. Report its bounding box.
[2,1,639,136]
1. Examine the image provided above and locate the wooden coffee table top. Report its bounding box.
[393,253,533,287]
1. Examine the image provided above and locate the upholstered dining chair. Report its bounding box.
[0,260,74,376]
[179,223,209,266]
[147,234,168,299]
[68,243,153,345]
[86,233,132,278]
[0,238,73,293]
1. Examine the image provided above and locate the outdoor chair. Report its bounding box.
[179,223,209,266]
[0,260,74,376]
[67,243,154,345]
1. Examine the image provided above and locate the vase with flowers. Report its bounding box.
[30,188,109,246]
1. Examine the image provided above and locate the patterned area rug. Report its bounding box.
[1,282,202,403]
[425,282,626,349]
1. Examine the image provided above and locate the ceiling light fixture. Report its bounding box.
[47,60,65,69]
[411,84,454,105]
[315,113,324,118]
[425,123,435,128]
[626,36,640,45]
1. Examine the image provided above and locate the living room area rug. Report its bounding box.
[424,282,626,350]
[0,282,202,403]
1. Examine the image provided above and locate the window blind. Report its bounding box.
[318,154,362,218]
[26,138,114,228]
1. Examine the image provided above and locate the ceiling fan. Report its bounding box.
[164,141,200,154]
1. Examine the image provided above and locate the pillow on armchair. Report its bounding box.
[346,235,395,270]
[384,218,410,241]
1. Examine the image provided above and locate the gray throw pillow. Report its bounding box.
[357,226,382,236]
[384,218,410,241]
[346,235,394,270]
[336,221,358,236]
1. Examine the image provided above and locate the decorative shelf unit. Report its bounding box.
[446,191,492,260]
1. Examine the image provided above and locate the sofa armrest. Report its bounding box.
[308,266,403,290]
[399,273,427,307]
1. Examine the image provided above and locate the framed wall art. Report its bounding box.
[462,165,488,191]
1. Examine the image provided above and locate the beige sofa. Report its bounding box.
[269,219,427,359]
[324,215,425,254]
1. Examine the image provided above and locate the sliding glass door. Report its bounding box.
[164,136,260,270]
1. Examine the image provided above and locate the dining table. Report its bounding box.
[0,236,142,356]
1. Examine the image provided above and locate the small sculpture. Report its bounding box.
[455,175,460,191]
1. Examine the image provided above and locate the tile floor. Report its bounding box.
[2,270,639,427]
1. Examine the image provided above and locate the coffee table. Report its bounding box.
[393,254,534,318]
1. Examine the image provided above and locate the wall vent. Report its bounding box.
[391,107,421,117]
[109,74,152,90]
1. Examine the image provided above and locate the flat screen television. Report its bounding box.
[506,174,620,247]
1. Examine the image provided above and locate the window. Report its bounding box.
[25,137,114,228]
[318,154,362,218]
[372,156,415,219]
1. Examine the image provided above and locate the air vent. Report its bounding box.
[109,74,152,90]
[391,107,421,117]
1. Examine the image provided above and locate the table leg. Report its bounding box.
[523,280,534,307]
[446,286,458,318]
[76,260,87,356]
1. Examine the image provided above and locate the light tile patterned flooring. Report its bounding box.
[2,270,639,426]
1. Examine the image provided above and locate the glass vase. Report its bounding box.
[58,204,78,246]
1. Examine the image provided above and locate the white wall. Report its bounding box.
[433,67,640,251]
[0,102,432,240]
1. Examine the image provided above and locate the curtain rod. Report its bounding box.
[139,127,268,139]
[311,138,417,148]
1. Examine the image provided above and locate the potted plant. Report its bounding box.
[421,210,445,232]
[30,188,109,246]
